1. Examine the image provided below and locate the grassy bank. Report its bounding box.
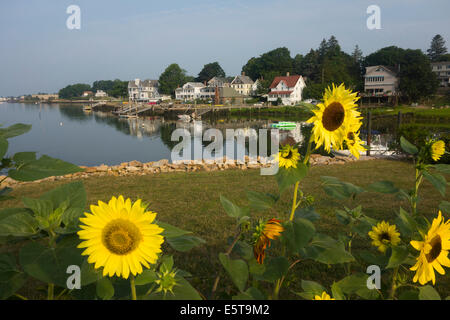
[1,159,449,299]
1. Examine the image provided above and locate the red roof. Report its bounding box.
[268,91,293,95]
[269,75,302,89]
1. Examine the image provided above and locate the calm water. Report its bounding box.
[0,103,306,166]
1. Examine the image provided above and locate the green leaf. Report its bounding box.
[0,208,39,237]
[358,250,389,267]
[220,195,249,219]
[41,181,86,211]
[246,191,278,211]
[335,273,380,300]
[8,155,82,182]
[399,290,419,300]
[321,176,364,200]
[282,218,315,253]
[418,285,441,300]
[276,163,308,194]
[0,254,27,299]
[434,164,450,175]
[0,123,32,139]
[135,270,157,286]
[331,282,345,300]
[387,246,410,269]
[301,233,355,264]
[12,152,36,166]
[439,201,450,214]
[232,240,254,261]
[367,181,399,194]
[400,136,418,155]
[219,253,248,292]
[232,287,265,300]
[259,256,289,283]
[96,278,114,300]
[0,187,13,201]
[166,235,205,252]
[395,207,417,237]
[145,276,202,300]
[157,221,192,238]
[423,171,447,197]
[160,255,174,273]
[295,206,320,222]
[301,280,326,298]
[0,137,8,159]
[22,197,54,218]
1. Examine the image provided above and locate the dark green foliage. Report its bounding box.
[427,34,448,62]
[159,63,190,96]
[195,62,226,83]
[58,83,92,99]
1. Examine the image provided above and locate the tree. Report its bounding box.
[427,34,448,62]
[241,47,294,90]
[398,49,439,101]
[159,64,189,96]
[195,62,225,83]
[109,80,128,98]
[58,83,91,99]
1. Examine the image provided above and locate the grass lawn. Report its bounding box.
[1,159,449,299]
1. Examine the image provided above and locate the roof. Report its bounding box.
[141,80,159,87]
[231,75,254,85]
[268,91,293,95]
[208,77,229,84]
[269,75,301,89]
[183,82,205,88]
[365,65,398,76]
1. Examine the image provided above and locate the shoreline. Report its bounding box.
[0,154,384,189]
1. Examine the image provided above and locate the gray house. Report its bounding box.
[364,65,399,96]
[431,61,450,88]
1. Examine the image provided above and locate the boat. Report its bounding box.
[270,121,297,130]
[83,105,92,111]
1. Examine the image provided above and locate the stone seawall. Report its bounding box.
[0,155,377,188]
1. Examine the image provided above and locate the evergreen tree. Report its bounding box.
[159,63,189,96]
[427,34,448,62]
[195,62,226,83]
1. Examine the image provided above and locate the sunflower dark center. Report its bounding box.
[102,219,142,255]
[322,102,345,131]
[379,232,391,242]
[426,235,442,263]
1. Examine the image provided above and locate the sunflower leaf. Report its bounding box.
[400,136,418,155]
[418,285,441,300]
[439,201,450,214]
[387,246,410,269]
[276,164,308,194]
[219,253,248,292]
[96,278,114,300]
[423,171,446,197]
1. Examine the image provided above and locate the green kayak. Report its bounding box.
[270,122,297,129]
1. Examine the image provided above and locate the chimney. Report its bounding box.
[286,72,290,77]
[242,72,245,76]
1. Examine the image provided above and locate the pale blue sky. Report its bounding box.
[0,0,449,96]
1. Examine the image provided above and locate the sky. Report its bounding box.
[0,0,449,96]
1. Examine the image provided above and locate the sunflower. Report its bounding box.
[344,131,366,159]
[368,221,401,253]
[307,83,362,153]
[78,195,164,279]
[253,218,284,264]
[431,140,445,162]
[410,211,450,285]
[277,144,300,169]
[313,292,335,300]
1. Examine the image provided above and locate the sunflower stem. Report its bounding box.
[289,182,300,221]
[389,267,399,300]
[47,283,54,300]
[130,275,137,300]
[411,167,423,216]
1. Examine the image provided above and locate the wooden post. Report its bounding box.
[366,111,372,156]
[397,111,402,130]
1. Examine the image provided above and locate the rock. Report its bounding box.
[97,164,109,172]
[151,159,169,167]
[129,160,143,167]
[127,166,140,173]
[85,167,97,173]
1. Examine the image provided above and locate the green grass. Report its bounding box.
[1,159,449,299]
[365,105,450,118]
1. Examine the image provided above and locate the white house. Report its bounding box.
[95,90,108,98]
[128,79,160,102]
[267,73,306,105]
[175,82,210,101]
[364,66,399,96]
[230,73,254,96]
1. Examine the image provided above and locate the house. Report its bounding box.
[431,61,450,88]
[95,90,108,98]
[215,87,246,105]
[207,77,230,88]
[82,91,93,97]
[31,94,59,100]
[175,82,211,101]
[364,66,399,96]
[230,72,254,96]
[267,73,306,105]
[128,79,160,102]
